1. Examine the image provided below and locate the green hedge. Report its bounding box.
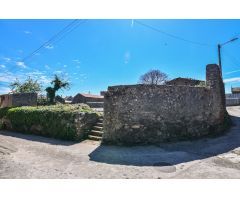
[0,104,100,141]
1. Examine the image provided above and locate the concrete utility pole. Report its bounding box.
[218,37,238,76]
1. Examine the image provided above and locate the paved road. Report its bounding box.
[0,106,240,178]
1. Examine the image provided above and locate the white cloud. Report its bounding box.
[3,57,11,62]
[16,61,27,68]
[0,72,17,83]
[131,19,134,28]
[72,59,81,64]
[24,31,31,34]
[225,69,240,75]
[0,86,11,94]
[45,65,50,70]
[124,51,131,64]
[54,70,63,74]
[39,75,51,84]
[45,45,54,49]
[224,77,240,83]
[0,64,6,68]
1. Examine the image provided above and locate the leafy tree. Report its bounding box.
[45,75,69,103]
[10,77,42,93]
[139,69,168,85]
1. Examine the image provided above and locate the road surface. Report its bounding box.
[0,106,240,178]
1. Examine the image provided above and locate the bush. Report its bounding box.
[0,104,100,141]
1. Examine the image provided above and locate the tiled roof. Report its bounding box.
[79,93,104,98]
[232,87,240,92]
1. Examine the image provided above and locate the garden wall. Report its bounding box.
[0,93,37,108]
[0,104,99,141]
[103,64,228,145]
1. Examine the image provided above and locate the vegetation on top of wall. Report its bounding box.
[0,104,100,141]
[195,81,206,87]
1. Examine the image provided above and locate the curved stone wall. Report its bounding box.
[103,64,228,145]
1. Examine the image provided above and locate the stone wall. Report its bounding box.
[0,93,37,108]
[166,78,205,86]
[103,64,228,145]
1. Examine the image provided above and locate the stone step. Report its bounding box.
[93,126,103,131]
[96,122,103,126]
[90,130,103,137]
[88,135,102,141]
[98,118,103,122]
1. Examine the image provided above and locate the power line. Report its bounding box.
[49,19,88,47]
[223,49,240,68]
[0,20,88,78]
[134,20,214,47]
[22,19,82,63]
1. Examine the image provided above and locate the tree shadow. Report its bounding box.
[89,114,240,167]
[0,130,78,146]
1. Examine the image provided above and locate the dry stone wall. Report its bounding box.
[0,93,37,108]
[103,64,228,145]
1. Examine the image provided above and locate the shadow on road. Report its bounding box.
[0,131,77,146]
[89,113,240,167]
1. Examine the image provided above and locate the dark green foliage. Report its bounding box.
[0,107,10,118]
[45,75,70,103]
[0,104,98,141]
[37,97,53,106]
[45,87,56,104]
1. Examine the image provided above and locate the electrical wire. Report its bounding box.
[0,19,88,78]
[22,19,83,62]
[134,20,214,47]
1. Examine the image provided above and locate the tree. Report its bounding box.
[10,77,42,93]
[139,69,168,85]
[45,75,70,103]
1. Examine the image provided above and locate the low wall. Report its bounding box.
[0,104,99,141]
[103,64,228,145]
[226,98,240,106]
[0,93,37,108]
[226,93,240,98]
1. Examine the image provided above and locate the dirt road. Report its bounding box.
[0,106,240,178]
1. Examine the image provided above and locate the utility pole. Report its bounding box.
[218,44,222,76]
[218,37,238,76]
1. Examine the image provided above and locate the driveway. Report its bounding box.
[0,106,240,178]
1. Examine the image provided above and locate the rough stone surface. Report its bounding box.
[0,93,37,108]
[103,64,228,145]
[166,77,205,86]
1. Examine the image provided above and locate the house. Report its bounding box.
[231,87,240,94]
[0,93,37,108]
[72,93,104,104]
[166,77,205,86]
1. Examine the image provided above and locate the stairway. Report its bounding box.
[88,117,104,141]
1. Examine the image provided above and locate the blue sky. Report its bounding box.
[1,19,240,96]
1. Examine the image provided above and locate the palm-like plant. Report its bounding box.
[46,75,69,104]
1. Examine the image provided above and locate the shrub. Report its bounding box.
[0,104,100,141]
